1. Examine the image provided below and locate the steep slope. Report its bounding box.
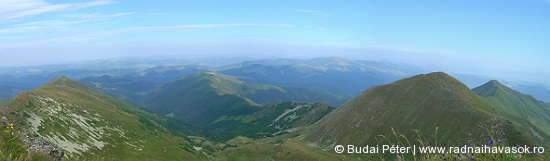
[203,101,335,141]
[305,72,537,150]
[242,102,335,137]
[1,77,205,160]
[144,72,337,141]
[473,80,550,143]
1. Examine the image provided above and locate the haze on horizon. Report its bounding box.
[1,0,549,86]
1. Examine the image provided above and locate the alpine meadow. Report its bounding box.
[1,0,549,161]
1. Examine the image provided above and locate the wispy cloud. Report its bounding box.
[0,12,134,34]
[0,20,74,34]
[0,23,294,48]
[0,0,113,22]
[297,9,329,16]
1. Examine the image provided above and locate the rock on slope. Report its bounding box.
[1,76,204,160]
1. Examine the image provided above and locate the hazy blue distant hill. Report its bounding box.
[3,57,549,105]
[221,57,425,98]
[80,75,157,102]
[508,83,550,103]
[453,74,550,103]
[123,65,208,84]
[0,62,207,98]
[0,85,28,98]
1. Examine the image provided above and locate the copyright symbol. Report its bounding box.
[335,145,345,153]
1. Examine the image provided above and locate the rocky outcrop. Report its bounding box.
[2,116,64,161]
[20,136,64,161]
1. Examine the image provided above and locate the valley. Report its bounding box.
[0,57,549,160]
[2,0,548,160]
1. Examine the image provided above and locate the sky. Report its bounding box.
[0,0,549,85]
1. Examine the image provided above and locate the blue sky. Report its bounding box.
[0,0,549,85]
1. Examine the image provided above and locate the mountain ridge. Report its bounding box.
[2,76,205,160]
[143,72,338,141]
[304,72,537,152]
[473,79,550,145]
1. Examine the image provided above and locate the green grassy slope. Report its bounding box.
[143,72,264,127]
[143,72,341,141]
[1,77,205,160]
[473,80,550,146]
[216,102,335,138]
[304,72,535,152]
[215,135,362,161]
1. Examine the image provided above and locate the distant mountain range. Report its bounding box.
[220,57,425,98]
[1,57,550,160]
[1,57,548,103]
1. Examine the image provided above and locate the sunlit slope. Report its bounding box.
[144,72,337,141]
[143,72,264,126]
[2,77,204,160]
[474,80,550,145]
[305,72,538,150]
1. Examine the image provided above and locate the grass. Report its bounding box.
[3,74,550,160]
[214,134,363,161]
[301,73,550,160]
[473,80,550,146]
[1,77,207,160]
[0,123,55,161]
[204,124,550,161]
[305,72,509,149]
[371,126,550,161]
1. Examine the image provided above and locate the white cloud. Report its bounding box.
[297,9,329,16]
[0,0,113,22]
